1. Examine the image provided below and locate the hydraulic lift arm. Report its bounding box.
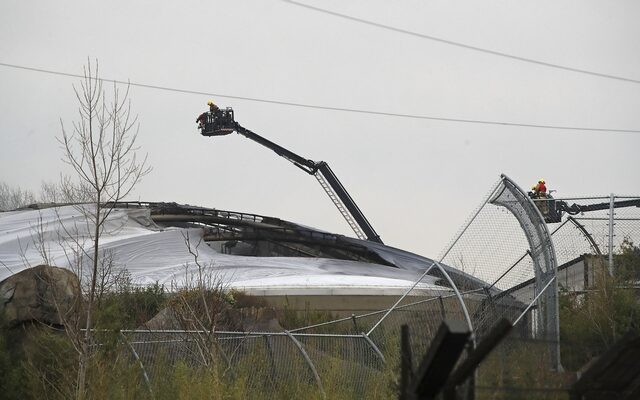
[233,123,382,243]
[532,193,640,224]
[234,122,382,243]
[199,110,382,243]
[557,198,640,215]
[233,124,317,174]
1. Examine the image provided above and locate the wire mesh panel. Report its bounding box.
[230,333,322,396]
[557,196,640,259]
[124,330,207,374]
[121,330,389,398]
[295,334,386,396]
[474,309,570,400]
[435,175,560,370]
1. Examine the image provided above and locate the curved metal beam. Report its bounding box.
[567,216,602,256]
[493,174,560,370]
[432,260,475,341]
[284,331,326,399]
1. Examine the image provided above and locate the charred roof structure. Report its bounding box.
[119,201,489,292]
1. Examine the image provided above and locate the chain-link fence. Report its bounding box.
[550,196,640,269]
[464,192,640,398]
[475,334,571,400]
[119,330,388,398]
[107,186,639,398]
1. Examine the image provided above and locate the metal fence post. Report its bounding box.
[262,336,278,390]
[608,193,615,275]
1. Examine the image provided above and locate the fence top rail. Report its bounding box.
[118,329,364,339]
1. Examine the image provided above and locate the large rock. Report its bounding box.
[0,265,80,328]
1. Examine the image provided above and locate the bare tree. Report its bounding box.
[169,232,233,366]
[58,59,151,399]
[0,181,36,210]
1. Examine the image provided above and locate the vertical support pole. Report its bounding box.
[482,287,497,317]
[399,325,413,400]
[351,314,359,333]
[438,296,446,320]
[608,193,615,275]
[550,269,562,372]
[262,336,278,390]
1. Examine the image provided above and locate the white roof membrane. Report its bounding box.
[0,205,458,295]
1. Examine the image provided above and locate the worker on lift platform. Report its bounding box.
[196,111,207,129]
[196,100,219,128]
[209,100,221,115]
[530,178,550,216]
[534,178,547,198]
[197,100,235,136]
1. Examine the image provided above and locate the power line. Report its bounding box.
[283,0,640,86]
[1,61,639,134]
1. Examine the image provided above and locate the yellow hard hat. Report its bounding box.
[207,100,215,106]
[531,185,537,190]
[539,178,545,183]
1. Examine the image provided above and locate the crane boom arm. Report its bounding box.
[532,192,640,224]
[557,198,640,215]
[234,124,318,174]
[232,122,383,243]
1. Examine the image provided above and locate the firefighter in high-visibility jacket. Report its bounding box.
[534,178,547,198]
[196,100,222,129]
[533,178,549,215]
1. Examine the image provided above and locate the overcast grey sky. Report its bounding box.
[1,0,639,258]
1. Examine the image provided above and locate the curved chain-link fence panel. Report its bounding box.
[436,175,560,372]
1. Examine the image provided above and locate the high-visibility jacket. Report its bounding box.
[536,182,547,194]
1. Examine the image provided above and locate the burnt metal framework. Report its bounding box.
[114,201,391,265]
